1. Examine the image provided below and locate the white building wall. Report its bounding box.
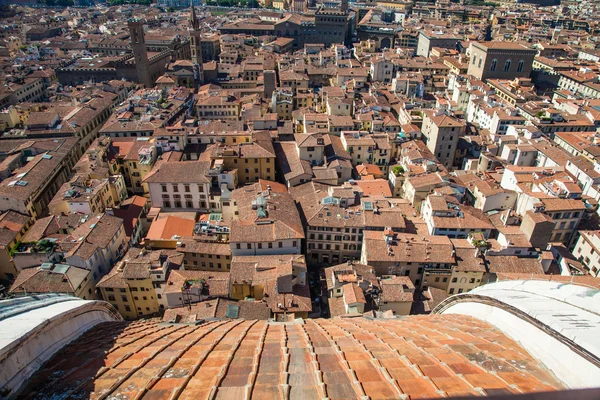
[500,169,520,191]
[148,182,212,211]
[499,146,516,163]
[573,233,600,277]
[513,149,537,167]
[475,191,517,213]
[230,239,301,256]
[0,197,27,216]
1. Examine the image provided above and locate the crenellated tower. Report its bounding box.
[128,18,153,88]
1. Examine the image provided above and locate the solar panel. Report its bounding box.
[209,213,222,221]
[322,196,340,205]
[53,264,70,274]
[225,304,240,319]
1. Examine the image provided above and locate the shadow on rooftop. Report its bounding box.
[15,320,133,400]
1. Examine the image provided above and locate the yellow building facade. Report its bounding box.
[98,267,160,320]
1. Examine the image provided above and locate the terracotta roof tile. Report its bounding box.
[20,315,565,399]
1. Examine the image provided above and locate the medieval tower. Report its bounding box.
[128,18,153,88]
[189,1,204,86]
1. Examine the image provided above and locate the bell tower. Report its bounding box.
[189,0,204,86]
[128,18,153,88]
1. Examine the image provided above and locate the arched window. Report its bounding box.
[472,56,476,65]
[504,59,511,72]
[517,60,525,73]
[478,57,482,68]
[490,59,497,71]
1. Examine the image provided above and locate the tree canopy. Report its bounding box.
[205,0,259,8]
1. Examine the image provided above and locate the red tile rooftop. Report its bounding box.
[19,315,564,399]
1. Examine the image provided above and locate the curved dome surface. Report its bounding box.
[0,294,122,397]
[17,315,564,399]
[434,280,600,389]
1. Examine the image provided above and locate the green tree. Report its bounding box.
[391,165,405,176]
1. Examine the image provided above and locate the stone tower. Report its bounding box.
[341,0,348,13]
[128,18,153,88]
[189,0,204,87]
[263,70,276,98]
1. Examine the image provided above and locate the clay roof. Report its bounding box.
[229,181,304,243]
[323,261,377,291]
[423,110,466,128]
[110,195,148,239]
[379,276,415,303]
[164,269,230,297]
[63,214,124,260]
[355,179,392,197]
[356,164,382,177]
[177,238,231,256]
[21,315,564,399]
[162,298,271,322]
[0,210,28,247]
[431,206,494,231]
[146,215,195,241]
[486,256,545,275]
[343,282,366,304]
[0,153,63,201]
[9,264,89,294]
[474,41,535,51]
[363,230,455,264]
[143,160,211,184]
[274,141,313,181]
